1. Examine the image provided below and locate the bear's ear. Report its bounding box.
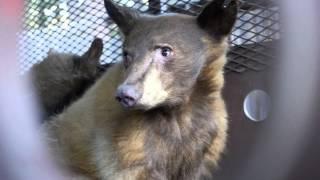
[197,0,238,39]
[104,0,141,35]
[82,38,103,64]
[47,48,58,55]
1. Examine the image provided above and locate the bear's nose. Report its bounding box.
[115,85,141,108]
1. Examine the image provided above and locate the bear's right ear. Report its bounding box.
[82,38,103,64]
[104,0,140,35]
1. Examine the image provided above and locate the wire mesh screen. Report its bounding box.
[19,0,280,74]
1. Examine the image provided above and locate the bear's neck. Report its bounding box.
[192,55,227,100]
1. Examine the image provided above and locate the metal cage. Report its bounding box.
[19,0,279,74]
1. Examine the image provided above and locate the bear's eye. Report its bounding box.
[123,51,132,69]
[160,47,172,57]
[154,46,174,63]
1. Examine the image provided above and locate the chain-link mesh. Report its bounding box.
[19,0,280,74]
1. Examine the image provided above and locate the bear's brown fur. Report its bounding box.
[44,0,238,179]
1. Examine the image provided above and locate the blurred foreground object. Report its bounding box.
[0,0,65,179]
[232,0,320,179]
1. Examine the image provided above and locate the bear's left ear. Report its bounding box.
[197,0,238,39]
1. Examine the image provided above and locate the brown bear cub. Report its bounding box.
[44,0,238,179]
[31,38,110,118]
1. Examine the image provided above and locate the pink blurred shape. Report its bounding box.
[0,0,66,180]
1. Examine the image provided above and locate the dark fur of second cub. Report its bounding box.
[31,38,110,118]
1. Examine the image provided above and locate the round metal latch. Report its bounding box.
[243,89,271,122]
